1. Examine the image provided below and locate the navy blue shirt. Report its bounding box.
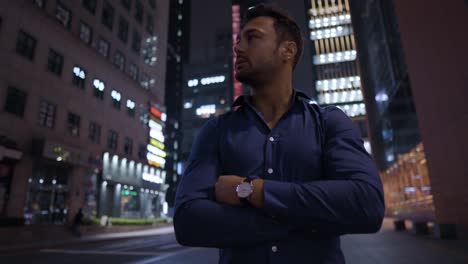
[174,90,385,264]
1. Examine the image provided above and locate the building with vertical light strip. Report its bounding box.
[307,0,371,152]
[231,2,244,101]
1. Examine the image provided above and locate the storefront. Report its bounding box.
[24,139,96,224]
[98,152,168,219]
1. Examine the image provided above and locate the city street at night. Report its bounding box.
[1,0,467,263]
[1,219,467,264]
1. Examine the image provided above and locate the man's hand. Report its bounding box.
[215,175,245,206]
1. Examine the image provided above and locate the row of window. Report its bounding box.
[32,0,153,88]
[78,21,150,86]
[82,0,155,34]
[79,8,143,55]
[15,30,139,117]
[3,86,145,159]
[35,0,154,35]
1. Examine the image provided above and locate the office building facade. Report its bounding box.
[0,0,168,224]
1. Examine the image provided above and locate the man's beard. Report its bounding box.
[235,68,262,87]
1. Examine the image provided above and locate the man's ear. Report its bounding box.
[281,41,297,63]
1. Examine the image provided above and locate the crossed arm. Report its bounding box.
[174,108,385,248]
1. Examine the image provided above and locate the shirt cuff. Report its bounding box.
[262,179,293,220]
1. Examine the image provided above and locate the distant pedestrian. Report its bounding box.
[71,208,83,237]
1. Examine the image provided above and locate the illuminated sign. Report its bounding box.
[150,129,165,143]
[121,189,138,196]
[147,145,166,158]
[147,103,166,168]
[150,139,165,149]
[146,152,166,167]
[142,172,163,184]
[149,119,163,131]
[196,104,216,118]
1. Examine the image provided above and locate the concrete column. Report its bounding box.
[6,155,33,218]
[66,166,87,223]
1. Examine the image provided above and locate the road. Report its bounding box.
[1,220,467,263]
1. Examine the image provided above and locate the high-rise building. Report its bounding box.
[306,0,371,153]
[349,0,420,171]
[181,64,233,158]
[349,0,429,238]
[163,0,191,209]
[0,0,169,224]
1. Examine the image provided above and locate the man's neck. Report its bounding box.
[250,77,293,124]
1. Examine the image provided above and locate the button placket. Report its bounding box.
[264,134,275,178]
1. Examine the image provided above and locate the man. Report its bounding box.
[174,4,384,264]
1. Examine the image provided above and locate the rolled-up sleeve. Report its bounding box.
[262,106,385,235]
[174,117,289,248]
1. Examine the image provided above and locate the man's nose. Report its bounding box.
[234,41,245,56]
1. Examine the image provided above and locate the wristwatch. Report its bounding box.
[236,178,254,206]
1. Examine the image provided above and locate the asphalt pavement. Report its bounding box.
[1,219,467,264]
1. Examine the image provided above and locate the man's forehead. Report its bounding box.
[240,16,275,34]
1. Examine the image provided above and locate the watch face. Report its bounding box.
[236,182,253,198]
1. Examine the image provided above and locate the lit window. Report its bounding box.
[126,99,135,117]
[196,104,216,118]
[111,90,121,109]
[200,76,226,85]
[72,66,86,89]
[187,79,199,87]
[93,79,105,100]
[183,101,192,109]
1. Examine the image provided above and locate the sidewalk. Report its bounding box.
[0,223,174,253]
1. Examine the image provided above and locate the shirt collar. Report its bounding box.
[231,89,313,109]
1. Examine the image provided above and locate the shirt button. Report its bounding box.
[267,168,273,174]
[269,137,275,142]
[272,245,278,253]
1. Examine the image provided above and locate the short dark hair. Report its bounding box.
[242,3,304,69]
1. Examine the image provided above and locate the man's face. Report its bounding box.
[234,16,282,85]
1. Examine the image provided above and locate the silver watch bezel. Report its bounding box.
[236,181,254,198]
